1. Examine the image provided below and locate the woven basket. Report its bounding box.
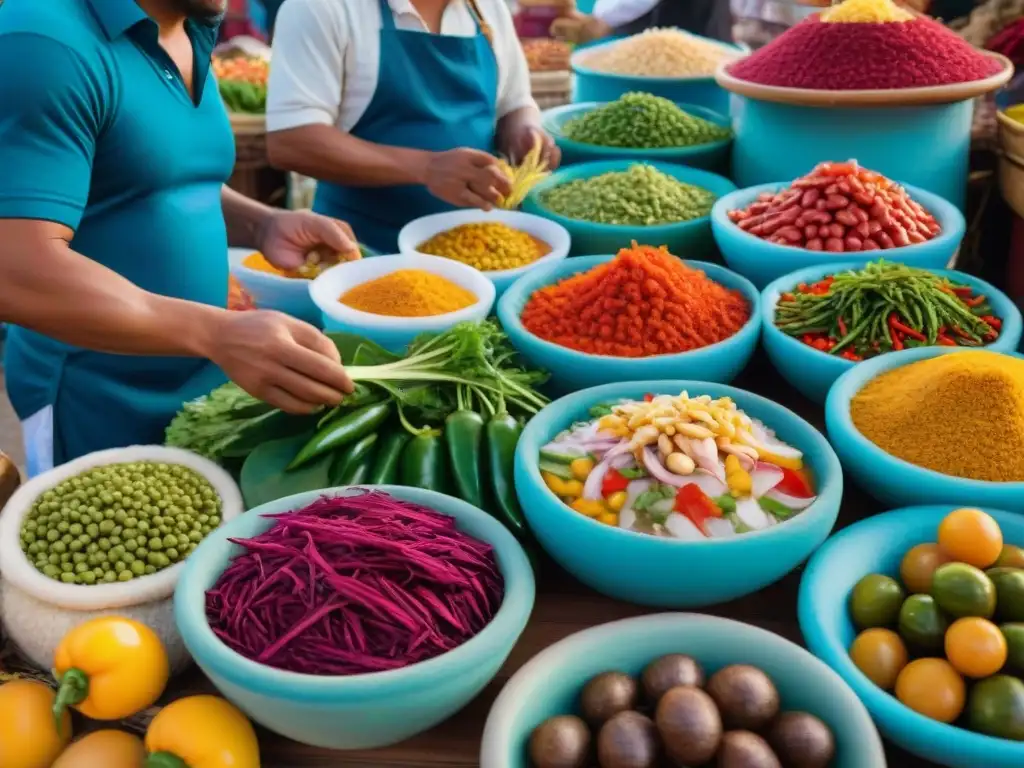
[531,71,572,109]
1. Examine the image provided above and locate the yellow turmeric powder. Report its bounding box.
[339,269,477,317]
[243,248,357,279]
[850,351,1024,482]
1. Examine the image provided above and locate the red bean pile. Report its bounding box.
[727,161,941,253]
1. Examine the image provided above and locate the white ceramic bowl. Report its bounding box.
[309,254,496,352]
[396,209,571,298]
[228,248,320,324]
[0,446,243,674]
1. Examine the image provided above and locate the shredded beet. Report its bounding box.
[728,16,1001,90]
[205,491,504,675]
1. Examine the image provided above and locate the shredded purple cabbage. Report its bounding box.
[205,490,504,675]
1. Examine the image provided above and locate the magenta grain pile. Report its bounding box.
[205,491,504,675]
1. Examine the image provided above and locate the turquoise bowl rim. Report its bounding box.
[798,504,1024,767]
[516,378,843,549]
[542,101,733,160]
[761,261,1024,391]
[174,485,536,700]
[497,255,761,372]
[710,181,967,262]
[522,159,737,238]
[481,612,887,767]
[825,346,1024,497]
[570,35,747,84]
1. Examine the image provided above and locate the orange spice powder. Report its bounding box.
[520,243,750,357]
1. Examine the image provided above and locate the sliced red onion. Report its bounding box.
[765,488,818,510]
[735,497,773,531]
[610,453,633,469]
[642,447,689,487]
[664,512,707,540]
[690,437,725,482]
[582,441,634,499]
[750,462,784,498]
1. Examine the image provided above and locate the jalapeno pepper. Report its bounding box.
[445,410,485,507]
[400,430,449,493]
[329,432,379,486]
[368,429,410,485]
[486,412,526,536]
[288,401,391,469]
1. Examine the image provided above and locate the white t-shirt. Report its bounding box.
[266,0,537,134]
[592,0,660,27]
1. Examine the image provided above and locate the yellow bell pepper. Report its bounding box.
[758,449,803,471]
[145,696,260,768]
[724,454,753,496]
[52,730,146,768]
[53,616,170,725]
[0,679,71,768]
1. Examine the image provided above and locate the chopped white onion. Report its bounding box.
[705,517,738,538]
[618,506,637,530]
[664,512,707,540]
[735,497,773,531]
[765,488,817,510]
[750,462,784,498]
[678,470,727,498]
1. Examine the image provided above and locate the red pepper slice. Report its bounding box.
[890,317,926,342]
[643,393,654,402]
[776,467,814,498]
[602,468,630,497]
[673,484,721,535]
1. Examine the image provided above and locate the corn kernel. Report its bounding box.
[542,471,563,493]
[571,499,607,517]
[598,512,619,526]
[570,457,595,481]
[607,491,628,512]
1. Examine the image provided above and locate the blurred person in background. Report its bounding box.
[556,0,733,42]
[264,0,560,254]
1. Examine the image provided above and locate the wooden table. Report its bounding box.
[181,352,937,767]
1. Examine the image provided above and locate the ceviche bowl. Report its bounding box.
[799,505,1024,768]
[498,256,761,393]
[521,160,736,257]
[175,485,535,750]
[711,183,965,289]
[481,613,886,768]
[762,263,1023,404]
[396,209,571,299]
[515,380,843,608]
[825,347,1024,512]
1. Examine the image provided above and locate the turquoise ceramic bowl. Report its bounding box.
[522,160,736,257]
[711,182,966,289]
[174,486,535,750]
[481,613,886,767]
[514,380,843,607]
[497,256,760,393]
[762,262,1024,404]
[825,347,1024,511]
[799,505,1024,768]
[571,37,747,114]
[542,101,732,171]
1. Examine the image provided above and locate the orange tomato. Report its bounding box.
[849,628,908,690]
[945,617,1007,678]
[895,658,966,723]
[937,508,1003,569]
[900,543,951,594]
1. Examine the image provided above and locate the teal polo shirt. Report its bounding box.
[0,0,234,463]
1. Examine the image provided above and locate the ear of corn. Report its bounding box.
[496,138,550,210]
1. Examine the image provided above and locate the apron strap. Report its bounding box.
[377,0,397,29]
[464,0,494,46]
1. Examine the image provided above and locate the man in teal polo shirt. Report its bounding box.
[0,0,357,476]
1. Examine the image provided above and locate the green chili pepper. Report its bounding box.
[289,401,392,469]
[485,412,526,536]
[400,430,449,493]
[445,410,485,507]
[369,429,410,485]
[330,432,379,486]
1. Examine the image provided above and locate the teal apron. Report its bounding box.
[3,17,233,472]
[311,0,499,254]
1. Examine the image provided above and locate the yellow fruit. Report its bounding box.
[0,680,72,768]
[938,508,1003,569]
[945,617,1008,678]
[849,628,908,690]
[51,730,145,768]
[895,658,966,723]
[900,543,951,594]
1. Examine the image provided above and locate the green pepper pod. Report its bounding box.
[369,429,410,485]
[485,413,526,536]
[289,401,392,469]
[330,432,379,486]
[445,410,485,507]
[400,430,449,493]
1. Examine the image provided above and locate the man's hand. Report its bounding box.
[205,311,354,414]
[423,148,513,210]
[500,122,561,171]
[259,209,360,271]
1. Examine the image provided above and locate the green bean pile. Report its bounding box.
[774,260,1003,360]
[540,164,717,226]
[562,92,732,149]
[20,462,222,584]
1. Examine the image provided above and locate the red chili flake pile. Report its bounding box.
[520,242,750,357]
[727,15,1001,90]
[727,160,940,253]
